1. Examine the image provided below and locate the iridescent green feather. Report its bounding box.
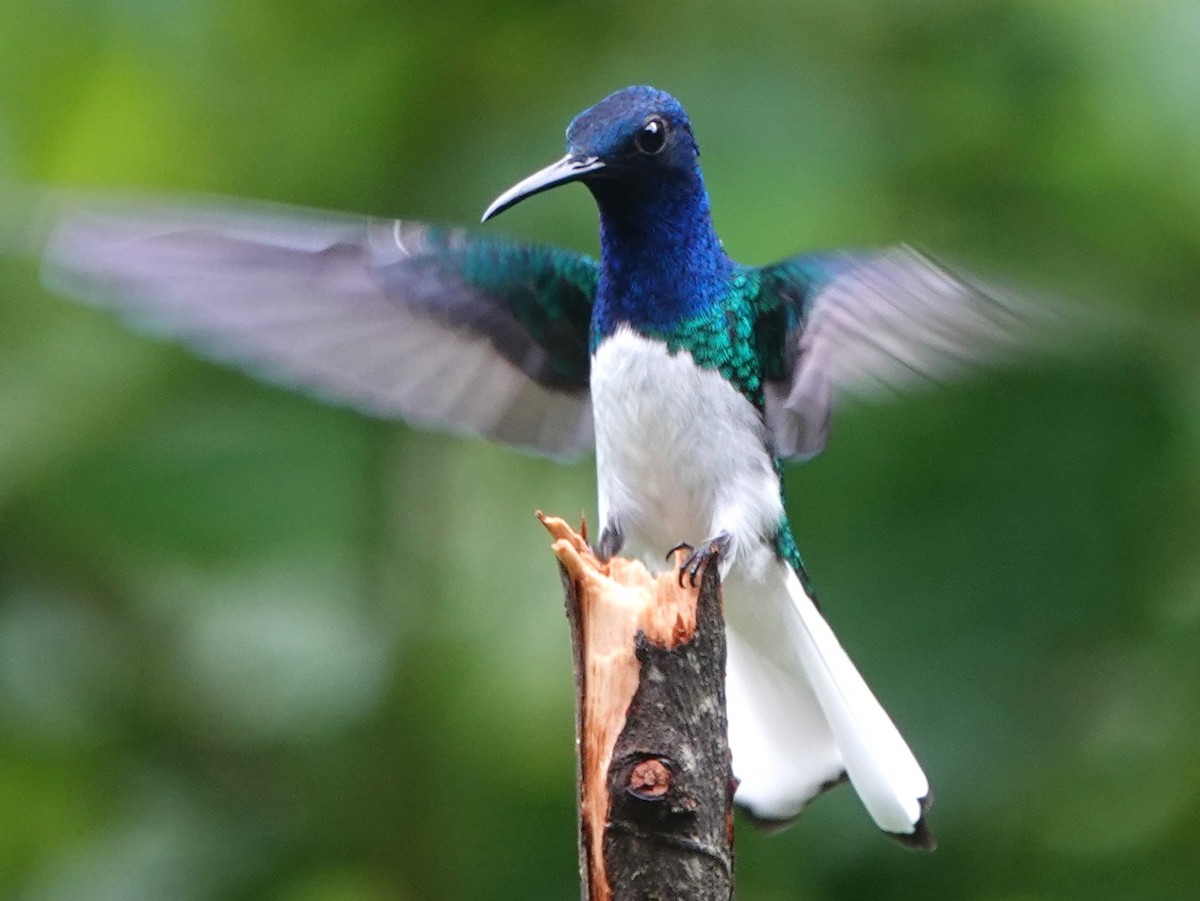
[641,266,767,406]
[438,233,599,389]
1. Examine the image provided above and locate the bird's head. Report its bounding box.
[482,86,700,222]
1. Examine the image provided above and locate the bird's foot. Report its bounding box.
[671,531,731,587]
[595,523,624,562]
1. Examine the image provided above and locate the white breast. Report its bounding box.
[590,326,784,576]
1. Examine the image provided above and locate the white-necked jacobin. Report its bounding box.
[28,85,1049,849]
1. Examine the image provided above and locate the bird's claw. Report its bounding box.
[665,541,694,562]
[674,532,731,587]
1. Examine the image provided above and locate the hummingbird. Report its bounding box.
[27,85,1046,849]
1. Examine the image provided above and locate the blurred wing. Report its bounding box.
[35,193,598,458]
[755,246,1062,459]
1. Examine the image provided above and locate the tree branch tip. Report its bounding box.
[537,512,587,547]
[544,508,734,899]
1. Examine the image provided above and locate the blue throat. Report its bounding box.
[589,167,731,347]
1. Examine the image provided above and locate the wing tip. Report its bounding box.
[885,791,936,852]
[737,779,937,851]
[736,770,849,835]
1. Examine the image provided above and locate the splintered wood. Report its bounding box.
[540,513,734,901]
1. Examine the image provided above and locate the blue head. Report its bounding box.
[482,86,704,222]
[565,86,701,191]
[483,86,729,333]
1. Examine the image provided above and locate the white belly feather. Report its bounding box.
[590,326,783,579]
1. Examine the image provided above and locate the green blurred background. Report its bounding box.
[2,2,1199,899]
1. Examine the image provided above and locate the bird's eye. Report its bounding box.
[635,117,668,155]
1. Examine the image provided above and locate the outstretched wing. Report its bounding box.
[754,246,1061,459]
[34,193,599,458]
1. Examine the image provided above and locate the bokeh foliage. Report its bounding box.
[2,2,1199,899]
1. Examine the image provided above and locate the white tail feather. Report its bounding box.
[723,562,931,844]
[780,568,931,840]
[725,628,844,820]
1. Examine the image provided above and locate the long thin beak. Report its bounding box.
[481,155,605,222]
